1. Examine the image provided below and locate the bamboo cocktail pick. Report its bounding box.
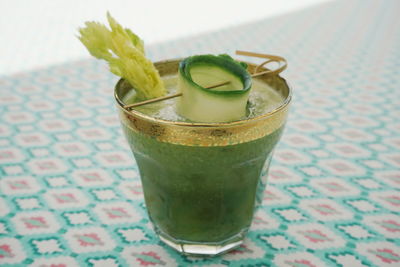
[123,80,231,109]
[124,51,287,110]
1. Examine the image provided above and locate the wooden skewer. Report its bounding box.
[123,51,287,110]
[124,92,183,109]
[123,80,230,109]
[205,80,231,89]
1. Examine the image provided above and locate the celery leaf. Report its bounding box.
[78,12,166,100]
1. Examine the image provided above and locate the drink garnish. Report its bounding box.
[123,51,287,110]
[78,12,166,100]
[77,14,288,122]
[177,54,252,122]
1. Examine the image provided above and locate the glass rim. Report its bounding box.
[114,58,292,129]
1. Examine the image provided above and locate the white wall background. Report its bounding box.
[0,0,331,75]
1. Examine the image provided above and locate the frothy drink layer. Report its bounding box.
[122,75,285,122]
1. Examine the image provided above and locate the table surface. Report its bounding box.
[1,0,399,266]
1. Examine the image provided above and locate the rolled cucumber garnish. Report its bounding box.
[177,54,252,123]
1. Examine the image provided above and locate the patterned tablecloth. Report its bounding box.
[1,0,399,266]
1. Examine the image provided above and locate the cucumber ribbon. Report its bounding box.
[177,54,252,123]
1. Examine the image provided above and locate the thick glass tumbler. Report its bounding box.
[114,59,291,256]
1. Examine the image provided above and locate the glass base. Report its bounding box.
[155,227,247,256]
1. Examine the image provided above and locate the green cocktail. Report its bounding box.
[77,14,290,256]
[115,59,291,255]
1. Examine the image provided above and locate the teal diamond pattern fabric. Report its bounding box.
[1,0,399,266]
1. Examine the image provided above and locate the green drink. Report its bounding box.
[115,59,291,255]
[77,14,290,256]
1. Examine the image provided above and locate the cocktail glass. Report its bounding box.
[114,59,291,256]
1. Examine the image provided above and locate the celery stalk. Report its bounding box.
[78,13,166,100]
